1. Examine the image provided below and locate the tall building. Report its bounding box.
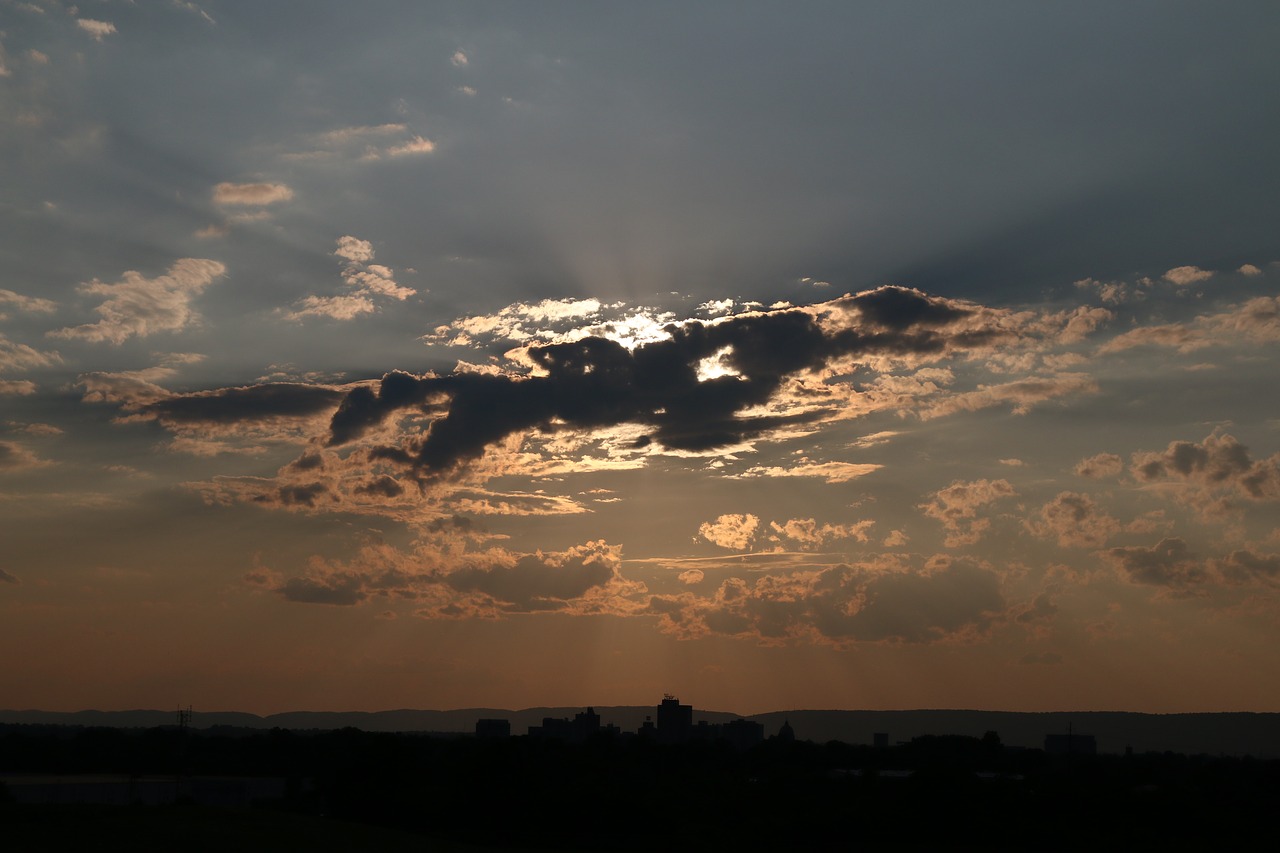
[657,694,692,744]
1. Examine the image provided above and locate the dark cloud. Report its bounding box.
[1104,538,1206,589]
[442,550,615,611]
[814,560,1004,643]
[328,288,1004,476]
[0,568,20,585]
[279,573,367,606]
[263,541,627,615]
[144,383,345,424]
[1129,432,1280,512]
[1215,550,1280,585]
[654,557,1005,645]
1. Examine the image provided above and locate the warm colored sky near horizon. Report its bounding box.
[2,1,1280,715]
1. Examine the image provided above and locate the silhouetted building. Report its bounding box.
[529,709,604,743]
[572,707,601,741]
[475,718,510,738]
[774,720,795,743]
[724,718,765,749]
[1045,731,1097,756]
[657,695,692,744]
[528,717,573,740]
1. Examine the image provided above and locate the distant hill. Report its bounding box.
[3,707,1278,757]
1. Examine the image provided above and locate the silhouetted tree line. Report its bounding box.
[3,724,1279,850]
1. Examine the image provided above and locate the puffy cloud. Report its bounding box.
[1238,264,1262,276]
[919,374,1098,419]
[1130,431,1280,509]
[1214,549,1280,584]
[1075,453,1123,479]
[286,294,376,321]
[882,530,909,547]
[0,335,60,373]
[212,182,293,206]
[0,289,57,314]
[259,539,641,618]
[333,235,375,263]
[1103,538,1206,589]
[678,569,705,585]
[919,479,1016,547]
[381,136,435,157]
[769,518,875,549]
[287,237,413,321]
[335,288,1026,478]
[451,50,468,67]
[1053,306,1113,344]
[1026,491,1121,549]
[1163,265,1213,286]
[654,556,1005,645]
[1100,296,1280,355]
[699,514,759,550]
[0,440,42,470]
[48,259,225,345]
[0,381,35,395]
[76,19,116,41]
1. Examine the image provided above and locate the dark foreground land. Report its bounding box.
[4,725,1279,851]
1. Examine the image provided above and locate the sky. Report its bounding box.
[2,0,1280,716]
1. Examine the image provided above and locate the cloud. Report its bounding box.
[736,461,881,483]
[212,182,294,206]
[1103,538,1207,589]
[0,440,42,470]
[0,289,57,314]
[258,539,641,617]
[334,288,1024,479]
[452,50,468,67]
[1099,296,1280,355]
[654,556,1005,645]
[1026,491,1121,548]
[334,236,375,264]
[0,568,19,585]
[49,259,225,345]
[381,136,435,158]
[286,237,413,321]
[919,479,1016,547]
[0,381,37,395]
[1130,431,1280,512]
[288,124,435,161]
[699,513,759,550]
[1075,453,1123,479]
[1214,549,1280,585]
[0,335,60,373]
[919,374,1098,419]
[769,518,875,549]
[1163,265,1213,286]
[882,530,909,547]
[76,19,116,41]
[1238,264,1262,276]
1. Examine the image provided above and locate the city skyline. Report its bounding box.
[2,1,1280,715]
